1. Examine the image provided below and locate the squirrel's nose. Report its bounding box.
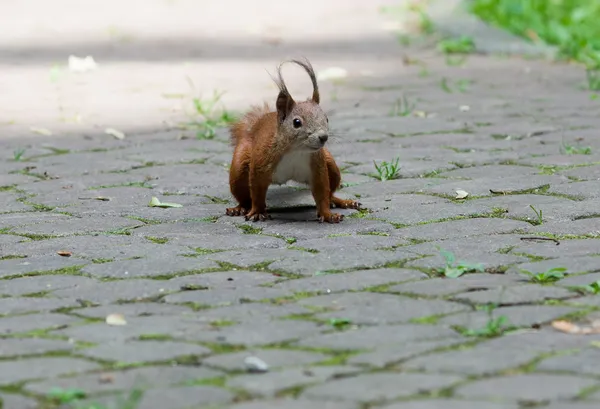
[319,134,328,143]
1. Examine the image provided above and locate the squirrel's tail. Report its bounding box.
[229,103,270,147]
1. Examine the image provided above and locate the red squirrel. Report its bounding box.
[225,58,361,223]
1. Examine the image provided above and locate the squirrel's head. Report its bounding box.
[272,58,329,152]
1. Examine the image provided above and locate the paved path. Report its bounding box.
[2,1,600,409]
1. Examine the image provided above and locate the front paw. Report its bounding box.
[226,206,248,216]
[317,212,344,223]
[244,208,272,222]
[342,200,361,210]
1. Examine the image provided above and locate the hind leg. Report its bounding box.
[324,150,361,210]
[226,142,252,216]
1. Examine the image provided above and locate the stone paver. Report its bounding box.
[2,0,600,408]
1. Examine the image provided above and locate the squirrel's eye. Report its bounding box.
[292,118,302,128]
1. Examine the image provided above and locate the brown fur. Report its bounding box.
[225,58,360,223]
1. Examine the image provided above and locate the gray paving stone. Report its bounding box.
[347,338,469,368]
[228,366,361,396]
[537,349,600,375]
[24,366,221,395]
[342,178,451,198]
[296,324,461,350]
[438,165,542,179]
[74,302,194,318]
[544,403,600,409]
[202,349,329,371]
[290,235,410,251]
[219,248,413,275]
[439,305,580,328]
[0,313,80,335]
[555,272,600,287]
[225,399,360,409]
[0,357,100,384]
[508,256,600,276]
[9,216,144,237]
[389,274,523,296]
[530,219,600,236]
[0,275,94,296]
[0,256,87,278]
[395,218,532,241]
[0,235,188,261]
[51,279,182,304]
[182,320,323,346]
[380,400,519,409]
[0,297,80,314]
[163,286,291,306]
[449,284,576,305]
[52,316,214,343]
[513,238,600,259]
[406,252,527,272]
[0,338,74,357]
[80,256,220,279]
[420,175,567,199]
[477,328,600,352]
[549,180,600,200]
[271,268,425,293]
[189,303,312,322]
[0,393,38,409]
[77,341,211,364]
[358,195,493,226]
[302,373,463,402]
[259,219,397,241]
[401,341,542,375]
[455,374,598,401]
[76,384,234,409]
[302,293,468,324]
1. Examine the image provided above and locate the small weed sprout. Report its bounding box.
[47,386,144,409]
[463,315,510,338]
[576,280,600,294]
[561,142,592,155]
[389,94,415,117]
[461,304,512,338]
[520,267,566,284]
[587,69,600,91]
[373,157,401,181]
[529,204,543,225]
[329,318,353,330]
[181,80,237,139]
[437,247,484,278]
[437,36,475,54]
[48,388,86,404]
[13,148,26,161]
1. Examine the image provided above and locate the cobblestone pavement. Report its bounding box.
[3,1,600,409]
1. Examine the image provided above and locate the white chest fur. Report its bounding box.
[271,151,313,185]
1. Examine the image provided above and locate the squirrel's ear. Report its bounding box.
[276,91,295,123]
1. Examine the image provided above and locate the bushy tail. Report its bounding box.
[229,102,270,147]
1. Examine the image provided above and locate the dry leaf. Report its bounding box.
[57,250,72,257]
[105,313,127,326]
[552,320,600,335]
[459,105,470,112]
[68,55,98,73]
[105,128,125,140]
[455,189,469,199]
[98,373,115,384]
[30,127,53,136]
[148,196,183,208]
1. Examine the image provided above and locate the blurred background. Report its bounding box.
[1,0,598,141]
[0,0,413,139]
